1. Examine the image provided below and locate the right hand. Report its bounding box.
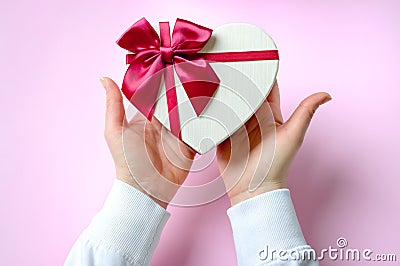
[217,82,331,206]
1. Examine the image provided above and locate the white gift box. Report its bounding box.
[120,19,279,154]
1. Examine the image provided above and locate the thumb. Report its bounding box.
[100,77,125,135]
[283,92,331,145]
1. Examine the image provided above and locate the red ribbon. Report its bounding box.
[117,18,279,139]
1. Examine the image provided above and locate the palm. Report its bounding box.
[217,83,281,204]
[124,113,196,186]
[217,82,330,205]
[103,77,195,207]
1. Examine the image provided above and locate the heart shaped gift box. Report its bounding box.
[117,18,279,154]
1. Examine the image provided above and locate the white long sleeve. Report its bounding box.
[65,182,316,266]
[227,189,318,266]
[64,180,170,266]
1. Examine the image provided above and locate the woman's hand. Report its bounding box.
[101,77,196,208]
[217,82,331,206]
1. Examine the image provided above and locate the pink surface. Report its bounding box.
[1,1,399,265]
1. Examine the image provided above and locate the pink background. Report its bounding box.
[1,0,399,265]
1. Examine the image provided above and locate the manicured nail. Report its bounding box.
[100,77,108,90]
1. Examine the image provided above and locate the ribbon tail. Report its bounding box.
[122,55,164,120]
[163,65,181,138]
[174,58,220,116]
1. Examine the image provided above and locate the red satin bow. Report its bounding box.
[117,18,220,137]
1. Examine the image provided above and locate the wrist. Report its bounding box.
[228,182,285,206]
[116,171,169,209]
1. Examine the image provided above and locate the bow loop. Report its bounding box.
[172,18,213,54]
[117,18,160,53]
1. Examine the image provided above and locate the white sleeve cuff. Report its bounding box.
[227,189,310,265]
[82,179,170,265]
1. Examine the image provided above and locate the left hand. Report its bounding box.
[101,77,196,209]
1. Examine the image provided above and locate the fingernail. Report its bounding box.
[322,94,332,104]
[100,77,108,90]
